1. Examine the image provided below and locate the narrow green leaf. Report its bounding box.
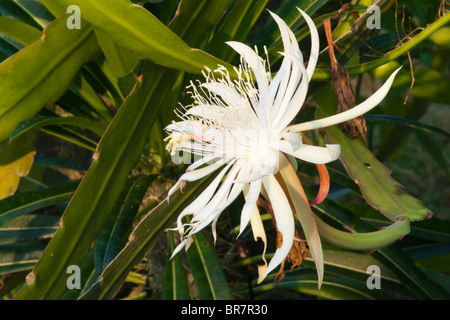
[405,243,450,273]
[0,14,101,142]
[312,198,450,299]
[206,0,269,62]
[93,177,138,275]
[10,0,55,27]
[0,16,41,45]
[79,173,217,300]
[10,114,108,142]
[102,174,156,268]
[162,231,192,300]
[0,214,59,245]
[168,0,233,48]
[0,1,43,30]
[0,243,46,276]
[53,0,236,76]
[95,30,141,79]
[312,11,450,80]
[13,63,175,300]
[186,231,233,300]
[38,125,98,152]
[254,272,378,300]
[365,114,450,139]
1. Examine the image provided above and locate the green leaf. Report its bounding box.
[315,84,432,222]
[95,30,142,79]
[0,214,59,245]
[0,14,101,142]
[10,114,108,142]
[101,174,156,268]
[386,67,450,105]
[205,0,269,62]
[364,114,450,139]
[312,198,450,299]
[0,16,41,45]
[93,177,138,275]
[38,125,98,152]
[168,0,233,48]
[405,243,450,273]
[0,243,46,276]
[13,63,175,300]
[9,0,55,27]
[0,1,43,29]
[254,271,379,300]
[186,230,233,300]
[312,11,450,80]
[162,231,192,300]
[53,0,236,76]
[0,134,35,200]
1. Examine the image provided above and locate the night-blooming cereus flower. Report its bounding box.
[165,8,401,285]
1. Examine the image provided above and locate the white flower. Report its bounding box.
[165,8,400,283]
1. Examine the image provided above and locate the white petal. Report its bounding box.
[226,41,270,122]
[272,51,309,132]
[189,159,244,230]
[261,174,295,279]
[268,10,303,117]
[280,132,303,150]
[167,160,225,199]
[290,144,341,164]
[180,160,235,218]
[284,67,402,133]
[249,202,268,284]
[186,154,220,172]
[212,215,220,244]
[239,179,262,237]
[170,238,190,260]
[298,8,320,81]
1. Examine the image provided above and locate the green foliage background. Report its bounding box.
[0,0,448,300]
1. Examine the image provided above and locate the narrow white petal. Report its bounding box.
[290,144,341,164]
[268,10,303,117]
[298,8,320,81]
[167,160,225,199]
[188,160,244,232]
[226,41,270,122]
[280,132,303,150]
[284,67,402,133]
[272,51,309,131]
[261,175,295,279]
[170,238,190,260]
[239,179,262,237]
[186,154,220,172]
[212,215,220,244]
[180,160,234,218]
[249,203,268,284]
